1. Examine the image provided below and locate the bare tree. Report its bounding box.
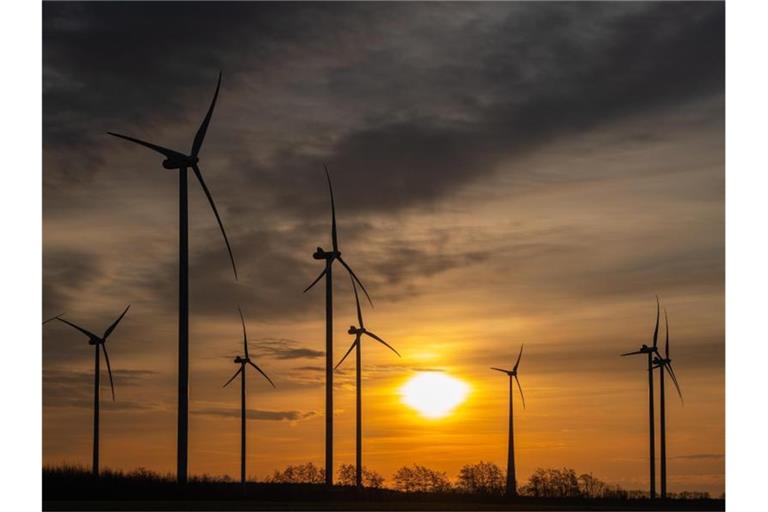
[337,464,385,488]
[266,462,325,484]
[393,465,452,493]
[521,468,580,497]
[578,472,607,498]
[456,461,505,495]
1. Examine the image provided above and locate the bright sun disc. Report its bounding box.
[400,372,470,419]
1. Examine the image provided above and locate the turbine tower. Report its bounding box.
[223,307,275,489]
[52,306,130,475]
[491,344,526,497]
[304,165,372,486]
[335,276,400,489]
[621,296,662,499]
[653,309,683,498]
[108,73,237,483]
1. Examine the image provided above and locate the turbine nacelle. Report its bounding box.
[348,325,364,335]
[313,247,340,260]
[162,155,199,170]
[234,355,248,364]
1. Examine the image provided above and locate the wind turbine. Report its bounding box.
[621,296,662,499]
[54,306,130,476]
[335,276,400,489]
[108,72,237,483]
[653,309,683,498]
[491,345,526,497]
[304,165,372,486]
[223,307,275,489]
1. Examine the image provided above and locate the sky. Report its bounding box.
[42,1,724,495]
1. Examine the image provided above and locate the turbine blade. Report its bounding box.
[238,306,248,359]
[103,305,130,339]
[364,331,401,358]
[192,164,238,280]
[107,132,181,160]
[191,72,222,157]
[664,309,670,359]
[665,362,684,403]
[56,317,100,341]
[323,164,338,252]
[514,375,526,409]
[223,367,242,388]
[513,344,524,373]
[620,350,644,356]
[248,361,276,388]
[303,268,327,293]
[338,256,373,307]
[350,274,364,328]
[101,344,116,402]
[43,314,64,325]
[491,367,510,374]
[335,339,358,369]
[652,296,660,349]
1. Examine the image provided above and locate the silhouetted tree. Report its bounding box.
[393,464,452,493]
[337,464,385,488]
[521,467,580,497]
[266,462,325,484]
[578,472,606,497]
[456,461,505,495]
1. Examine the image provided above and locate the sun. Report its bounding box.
[399,372,470,419]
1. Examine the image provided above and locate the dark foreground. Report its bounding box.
[44,470,724,511]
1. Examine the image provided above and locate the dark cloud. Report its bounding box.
[42,1,725,327]
[248,338,323,360]
[43,2,723,209]
[42,248,103,315]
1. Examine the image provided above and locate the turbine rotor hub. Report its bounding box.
[313,247,338,260]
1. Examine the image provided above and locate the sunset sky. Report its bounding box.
[42,2,724,495]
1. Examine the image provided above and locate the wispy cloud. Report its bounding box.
[250,338,323,360]
[193,407,316,422]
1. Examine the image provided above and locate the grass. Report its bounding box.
[43,466,724,511]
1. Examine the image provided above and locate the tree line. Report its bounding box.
[265,462,712,499]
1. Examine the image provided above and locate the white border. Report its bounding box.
[726,0,768,510]
[0,0,42,510]
[1,0,761,510]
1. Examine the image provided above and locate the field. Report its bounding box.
[43,468,724,511]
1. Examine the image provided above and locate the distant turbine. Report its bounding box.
[491,344,526,497]
[223,307,275,489]
[335,276,400,489]
[54,306,130,476]
[653,309,684,498]
[621,296,662,499]
[304,165,372,486]
[108,72,237,483]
